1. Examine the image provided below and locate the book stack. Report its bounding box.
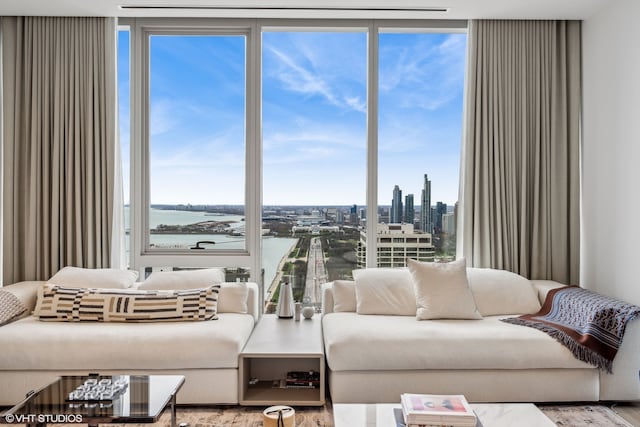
[285,370,320,389]
[400,393,478,427]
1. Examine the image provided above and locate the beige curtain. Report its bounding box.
[459,20,581,285]
[1,17,117,284]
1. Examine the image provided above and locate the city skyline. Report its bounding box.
[146,171,453,214]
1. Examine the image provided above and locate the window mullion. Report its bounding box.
[366,20,379,268]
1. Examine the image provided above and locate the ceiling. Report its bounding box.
[0,0,609,20]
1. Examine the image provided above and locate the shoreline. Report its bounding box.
[265,238,298,302]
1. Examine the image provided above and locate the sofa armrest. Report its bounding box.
[531,280,566,305]
[1,281,44,312]
[244,282,259,322]
[600,317,640,400]
[322,282,334,315]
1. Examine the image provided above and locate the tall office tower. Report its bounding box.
[420,174,432,233]
[391,185,403,223]
[350,204,358,225]
[434,202,447,233]
[404,194,415,226]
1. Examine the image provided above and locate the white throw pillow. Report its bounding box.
[408,258,482,320]
[217,282,249,314]
[138,268,225,290]
[353,268,416,316]
[49,266,138,289]
[332,280,356,312]
[467,268,541,316]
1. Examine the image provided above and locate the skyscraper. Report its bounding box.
[404,194,415,226]
[434,202,447,233]
[391,185,403,224]
[350,204,358,225]
[420,174,432,233]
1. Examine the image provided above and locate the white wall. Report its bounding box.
[582,0,640,304]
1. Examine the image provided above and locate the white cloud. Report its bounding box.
[267,46,340,105]
[344,96,366,113]
[150,99,180,136]
[379,34,466,111]
[265,42,366,114]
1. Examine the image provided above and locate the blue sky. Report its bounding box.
[118,30,466,207]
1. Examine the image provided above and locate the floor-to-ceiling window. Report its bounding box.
[262,30,367,308]
[122,18,467,311]
[373,31,466,268]
[118,27,131,268]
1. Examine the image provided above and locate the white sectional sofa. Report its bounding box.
[321,267,640,403]
[0,276,259,406]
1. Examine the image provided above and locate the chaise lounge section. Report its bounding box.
[321,266,640,403]
[0,269,259,406]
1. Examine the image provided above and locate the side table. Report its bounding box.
[239,314,325,406]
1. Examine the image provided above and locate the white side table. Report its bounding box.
[239,314,325,406]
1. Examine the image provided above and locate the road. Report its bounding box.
[304,237,328,306]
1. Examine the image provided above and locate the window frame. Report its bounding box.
[123,17,467,306]
[128,18,261,280]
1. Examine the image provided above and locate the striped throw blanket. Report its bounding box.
[501,286,640,373]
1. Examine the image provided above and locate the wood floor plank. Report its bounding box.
[3,401,640,426]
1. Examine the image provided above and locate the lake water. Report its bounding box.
[125,208,296,292]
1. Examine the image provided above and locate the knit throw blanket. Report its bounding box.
[501,286,640,373]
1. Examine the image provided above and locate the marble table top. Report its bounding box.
[333,403,556,427]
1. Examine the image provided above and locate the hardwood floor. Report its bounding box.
[162,402,640,426]
[611,402,640,426]
[3,401,640,426]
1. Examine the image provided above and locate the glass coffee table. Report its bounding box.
[1,375,185,427]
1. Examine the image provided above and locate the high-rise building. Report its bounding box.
[453,202,458,233]
[420,174,432,233]
[404,194,415,226]
[442,212,455,235]
[356,223,434,268]
[434,202,447,233]
[350,204,358,225]
[391,185,403,223]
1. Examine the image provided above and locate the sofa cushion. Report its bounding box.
[322,312,592,371]
[353,268,416,316]
[0,313,254,370]
[49,267,138,289]
[0,290,28,326]
[467,268,541,316]
[217,282,249,313]
[34,284,220,322]
[408,258,482,320]
[333,280,356,312]
[138,268,225,290]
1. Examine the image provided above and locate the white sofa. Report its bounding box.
[321,268,640,403]
[0,280,259,406]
